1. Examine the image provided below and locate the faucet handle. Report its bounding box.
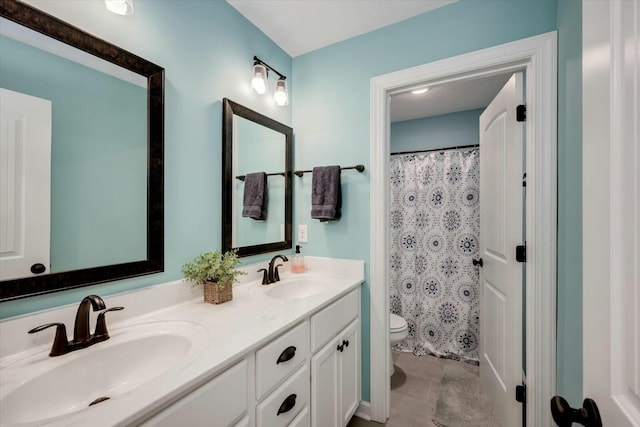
[258,268,269,285]
[94,307,124,338]
[274,264,284,282]
[28,323,69,357]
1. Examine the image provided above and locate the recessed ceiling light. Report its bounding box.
[411,88,430,95]
[105,0,134,15]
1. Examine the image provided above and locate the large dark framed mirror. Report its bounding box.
[222,98,292,257]
[0,0,164,301]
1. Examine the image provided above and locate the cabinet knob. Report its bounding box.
[277,394,297,416]
[337,343,344,352]
[276,346,297,364]
[342,339,349,348]
[31,263,46,274]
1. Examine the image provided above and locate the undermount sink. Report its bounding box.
[265,278,331,299]
[0,320,208,426]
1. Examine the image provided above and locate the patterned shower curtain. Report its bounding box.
[389,149,480,363]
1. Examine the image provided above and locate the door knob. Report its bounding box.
[550,396,602,427]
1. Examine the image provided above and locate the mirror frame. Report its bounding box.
[0,0,164,301]
[222,98,292,257]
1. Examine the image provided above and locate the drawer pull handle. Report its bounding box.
[277,393,297,416]
[276,346,297,364]
[343,339,349,348]
[337,343,344,352]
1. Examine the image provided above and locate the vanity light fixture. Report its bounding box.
[411,87,430,95]
[273,78,288,106]
[105,0,134,15]
[251,63,267,95]
[251,56,289,106]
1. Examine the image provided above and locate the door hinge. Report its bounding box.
[516,243,526,263]
[522,173,527,187]
[515,384,526,403]
[516,104,526,122]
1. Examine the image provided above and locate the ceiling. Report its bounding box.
[390,73,513,122]
[227,0,510,122]
[226,0,456,57]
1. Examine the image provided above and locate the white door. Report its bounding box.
[0,88,51,280]
[580,0,640,426]
[479,72,524,427]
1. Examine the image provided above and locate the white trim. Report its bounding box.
[354,401,371,421]
[369,31,557,427]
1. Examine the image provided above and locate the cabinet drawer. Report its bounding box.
[310,289,359,352]
[256,364,309,427]
[256,321,309,399]
[289,406,310,427]
[141,360,247,427]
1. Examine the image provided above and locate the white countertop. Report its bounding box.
[0,257,364,427]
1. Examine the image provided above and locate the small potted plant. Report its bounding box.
[182,250,246,304]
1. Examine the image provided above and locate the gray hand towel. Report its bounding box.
[242,172,267,220]
[311,166,341,221]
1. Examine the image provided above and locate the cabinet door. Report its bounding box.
[339,320,360,427]
[311,337,339,427]
[140,360,247,427]
[233,417,249,427]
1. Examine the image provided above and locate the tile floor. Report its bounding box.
[347,351,446,427]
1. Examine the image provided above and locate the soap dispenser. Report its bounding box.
[292,245,306,273]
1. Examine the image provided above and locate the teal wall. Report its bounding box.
[0,0,292,318]
[390,109,484,153]
[0,35,148,273]
[292,0,558,401]
[556,0,583,407]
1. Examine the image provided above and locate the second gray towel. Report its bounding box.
[242,172,267,220]
[311,165,341,221]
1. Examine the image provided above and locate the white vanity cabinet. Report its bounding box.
[141,359,248,427]
[139,288,360,427]
[310,290,360,427]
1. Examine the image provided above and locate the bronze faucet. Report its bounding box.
[28,295,124,357]
[258,254,289,285]
[73,295,106,342]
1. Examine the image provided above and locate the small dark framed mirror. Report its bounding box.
[222,99,292,257]
[0,0,164,301]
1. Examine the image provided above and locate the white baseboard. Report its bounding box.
[354,401,372,421]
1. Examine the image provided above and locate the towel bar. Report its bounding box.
[236,172,286,181]
[294,164,365,177]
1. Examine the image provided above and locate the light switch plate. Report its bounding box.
[298,224,308,242]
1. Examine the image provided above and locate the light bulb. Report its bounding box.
[274,79,288,106]
[105,0,134,15]
[251,64,267,95]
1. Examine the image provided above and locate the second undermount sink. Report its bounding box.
[265,277,332,299]
[0,320,209,426]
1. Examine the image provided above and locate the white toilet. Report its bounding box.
[389,313,409,375]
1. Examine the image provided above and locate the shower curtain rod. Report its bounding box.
[391,143,479,156]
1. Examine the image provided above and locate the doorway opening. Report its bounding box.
[368,31,557,427]
[386,71,517,426]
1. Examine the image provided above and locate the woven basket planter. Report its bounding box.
[203,280,232,304]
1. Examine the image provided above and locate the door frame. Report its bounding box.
[583,0,640,424]
[369,31,557,427]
